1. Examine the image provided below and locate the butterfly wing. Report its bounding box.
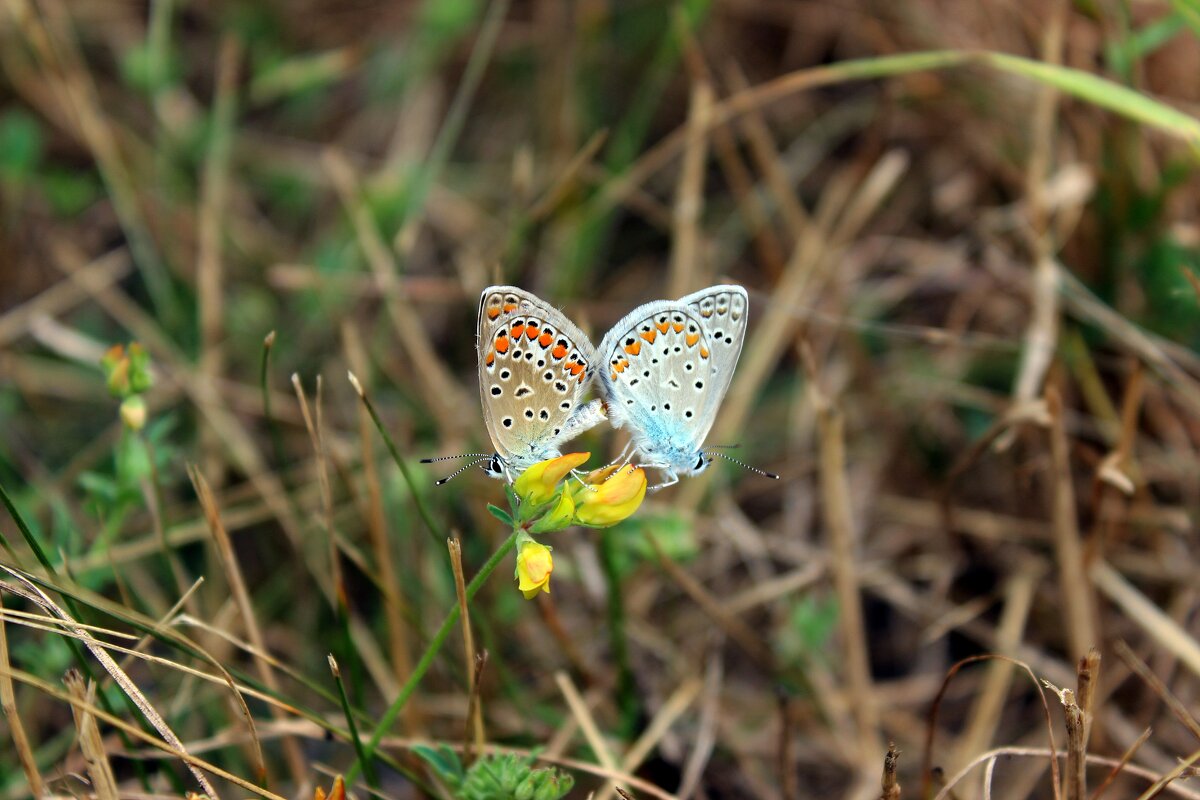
[598,300,718,458]
[676,285,748,440]
[477,286,600,471]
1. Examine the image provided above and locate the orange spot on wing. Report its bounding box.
[672,323,684,333]
[611,371,618,380]
[686,333,699,347]
[485,351,495,366]
[620,360,629,370]
[700,346,709,359]
[487,308,501,320]
[656,321,670,333]
[613,362,625,373]
[700,309,713,317]
[510,323,526,340]
[624,341,641,356]
[525,324,540,340]
[567,362,584,376]
[640,330,657,344]
[539,332,553,347]
[578,372,586,384]
[495,336,510,354]
[552,345,567,359]
[503,303,517,313]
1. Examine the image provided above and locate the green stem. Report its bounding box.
[347,529,519,781]
[260,332,288,476]
[598,528,638,737]
[352,378,443,545]
[331,654,379,790]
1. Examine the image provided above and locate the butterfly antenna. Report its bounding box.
[706,443,742,449]
[708,451,779,480]
[420,453,491,463]
[434,457,493,486]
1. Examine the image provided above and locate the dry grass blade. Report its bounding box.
[447,537,484,757]
[1135,744,1200,800]
[669,79,713,297]
[1045,386,1097,662]
[0,566,219,797]
[0,596,44,798]
[0,661,286,799]
[807,349,882,762]
[678,649,722,799]
[1114,640,1200,743]
[1092,562,1200,680]
[65,669,119,800]
[197,35,240,480]
[1092,726,1152,800]
[554,671,621,778]
[189,465,307,788]
[595,677,702,800]
[923,654,1061,800]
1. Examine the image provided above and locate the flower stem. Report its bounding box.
[347,529,519,780]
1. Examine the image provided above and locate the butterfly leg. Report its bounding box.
[647,469,679,492]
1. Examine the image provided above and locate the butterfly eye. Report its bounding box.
[694,454,707,471]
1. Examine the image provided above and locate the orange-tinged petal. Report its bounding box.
[513,452,590,506]
[573,466,647,527]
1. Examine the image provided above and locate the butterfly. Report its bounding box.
[424,286,606,483]
[597,285,775,489]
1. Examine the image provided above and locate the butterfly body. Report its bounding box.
[474,286,605,481]
[598,286,749,488]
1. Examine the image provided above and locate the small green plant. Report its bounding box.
[414,745,574,800]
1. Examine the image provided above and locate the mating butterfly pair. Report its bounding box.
[428,285,772,490]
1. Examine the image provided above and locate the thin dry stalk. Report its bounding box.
[881,742,900,800]
[595,677,702,800]
[342,324,415,711]
[951,566,1038,773]
[1077,648,1101,746]
[678,648,723,800]
[1062,692,1087,800]
[64,670,119,800]
[447,537,484,756]
[1045,387,1098,662]
[0,568,219,797]
[923,655,1061,800]
[291,373,343,608]
[1135,744,1200,800]
[321,148,468,434]
[676,28,785,278]
[0,597,44,798]
[0,249,130,347]
[723,62,811,241]
[527,129,610,222]
[807,350,882,762]
[1092,562,1200,680]
[669,79,713,297]
[197,35,240,481]
[1091,726,1151,800]
[188,466,308,788]
[645,533,773,668]
[1114,640,1200,743]
[554,671,621,777]
[0,660,283,799]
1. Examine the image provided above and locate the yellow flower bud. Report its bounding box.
[572,465,647,527]
[530,487,575,534]
[516,538,554,599]
[119,395,148,431]
[513,452,590,506]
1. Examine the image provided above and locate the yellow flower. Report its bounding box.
[572,465,647,527]
[513,452,590,506]
[530,487,575,534]
[119,395,147,431]
[516,538,554,599]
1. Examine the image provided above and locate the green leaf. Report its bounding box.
[411,743,463,785]
[486,503,513,527]
[0,110,43,181]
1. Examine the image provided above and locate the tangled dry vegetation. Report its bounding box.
[2,1,1200,798]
